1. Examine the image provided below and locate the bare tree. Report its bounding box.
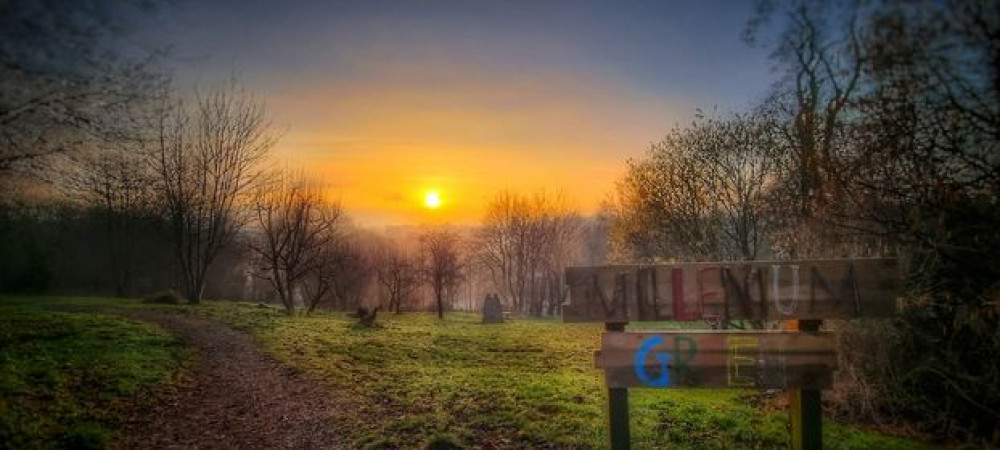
[249,170,342,315]
[0,0,164,173]
[746,0,864,208]
[611,141,721,262]
[300,243,339,313]
[64,145,158,297]
[538,203,582,316]
[419,227,464,319]
[477,191,581,316]
[375,242,420,314]
[690,112,785,260]
[612,112,783,263]
[153,81,277,303]
[2,0,167,295]
[581,205,612,265]
[610,112,785,331]
[326,236,374,311]
[477,191,526,312]
[744,0,872,257]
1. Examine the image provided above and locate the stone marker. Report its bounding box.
[482,293,504,324]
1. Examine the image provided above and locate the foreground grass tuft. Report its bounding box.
[0,296,184,449]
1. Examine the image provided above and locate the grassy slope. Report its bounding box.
[186,303,930,449]
[0,296,185,449]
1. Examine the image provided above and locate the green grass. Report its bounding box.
[0,296,933,449]
[178,303,931,449]
[0,296,186,449]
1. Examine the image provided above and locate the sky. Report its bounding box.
[134,0,775,227]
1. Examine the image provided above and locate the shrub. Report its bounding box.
[143,289,185,304]
[58,423,109,450]
[425,433,465,450]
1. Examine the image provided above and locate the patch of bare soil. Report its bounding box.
[111,311,347,449]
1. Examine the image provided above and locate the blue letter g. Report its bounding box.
[635,335,671,387]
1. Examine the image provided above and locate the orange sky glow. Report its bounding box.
[266,65,691,226]
[144,1,772,227]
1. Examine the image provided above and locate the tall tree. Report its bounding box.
[419,227,464,319]
[326,236,374,312]
[477,191,581,316]
[250,170,342,315]
[65,145,158,297]
[745,0,870,257]
[153,81,277,303]
[847,1,1000,438]
[748,0,1000,440]
[612,140,719,262]
[375,242,420,314]
[611,111,783,262]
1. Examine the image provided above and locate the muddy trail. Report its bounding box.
[112,311,347,449]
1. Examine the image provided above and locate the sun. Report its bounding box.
[424,190,442,209]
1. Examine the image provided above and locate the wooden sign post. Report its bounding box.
[605,322,630,450]
[562,258,901,450]
[789,319,823,450]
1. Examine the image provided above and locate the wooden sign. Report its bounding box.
[596,331,836,389]
[562,258,900,322]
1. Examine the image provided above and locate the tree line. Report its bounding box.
[0,0,606,319]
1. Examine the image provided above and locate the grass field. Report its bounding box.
[182,302,929,449]
[0,296,932,449]
[0,296,186,449]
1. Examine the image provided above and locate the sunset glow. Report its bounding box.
[424,191,442,209]
[138,1,773,226]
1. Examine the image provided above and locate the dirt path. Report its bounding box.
[112,311,347,449]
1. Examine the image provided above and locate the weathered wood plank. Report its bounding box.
[562,258,901,322]
[563,265,639,323]
[596,331,837,389]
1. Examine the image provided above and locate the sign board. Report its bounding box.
[596,331,836,389]
[563,258,900,322]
